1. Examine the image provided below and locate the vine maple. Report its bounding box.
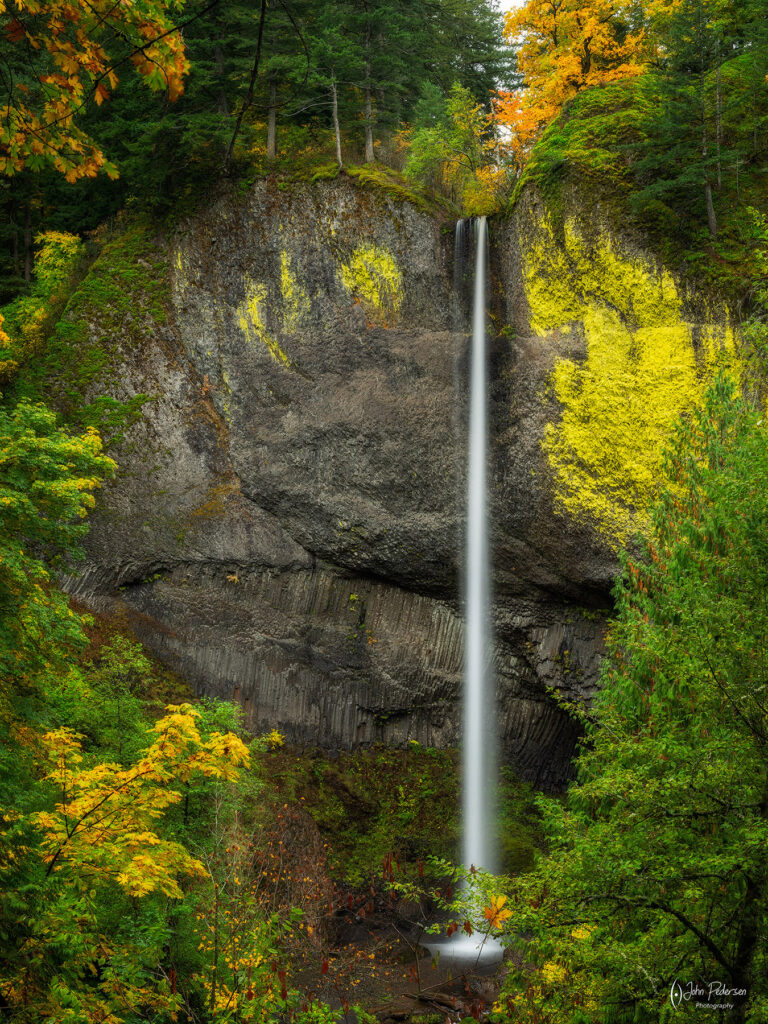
[498,0,646,158]
[0,705,251,1023]
[36,704,250,896]
[0,0,190,181]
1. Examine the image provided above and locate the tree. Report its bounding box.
[0,229,83,382]
[0,0,190,182]
[47,636,160,765]
[320,0,510,164]
[421,0,514,104]
[402,83,508,214]
[500,0,646,155]
[259,0,315,162]
[0,705,250,1023]
[494,376,768,1023]
[630,0,768,239]
[0,399,115,694]
[300,0,361,168]
[180,707,294,1020]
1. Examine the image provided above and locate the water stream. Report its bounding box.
[426,217,502,970]
[463,215,496,880]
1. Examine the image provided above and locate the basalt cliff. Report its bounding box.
[58,177,737,788]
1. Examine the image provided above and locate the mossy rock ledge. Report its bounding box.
[61,176,737,789]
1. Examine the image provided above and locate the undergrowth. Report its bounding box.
[262,744,544,887]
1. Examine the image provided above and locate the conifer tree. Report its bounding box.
[496,377,768,1023]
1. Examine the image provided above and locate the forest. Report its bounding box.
[1,0,768,1022]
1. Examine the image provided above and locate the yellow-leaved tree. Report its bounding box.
[498,0,647,160]
[1,704,250,1023]
[0,0,190,181]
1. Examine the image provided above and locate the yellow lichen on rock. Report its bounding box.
[174,249,191,297]
[526,221,682,336]
[279,251,310,334]
[524,216,738,546]
[236,278,291,366]
[339,245,403,325]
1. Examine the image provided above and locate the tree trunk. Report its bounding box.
[364,84,374,163]
[10,200,19,278]
[700,56,717,238]
[490,103,502,168]
[23,202,32,282]
[754,91,758,157]
[214,42,228,114]
[580,36,592,78]
[716,61,722,189]
[363,22,374,163]
[725,780,768,1023]
[213,1,228,115]
[705,181,718,238]
[331,75,343,168]
[223,0,267,172]
[267,80,277,160]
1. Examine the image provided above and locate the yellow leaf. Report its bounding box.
[483,894,512,930]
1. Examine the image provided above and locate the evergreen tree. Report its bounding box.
[634,0,731,237]
[496,376,768,1023]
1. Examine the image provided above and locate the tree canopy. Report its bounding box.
[0,0,190,181]
[490,376,768,1022]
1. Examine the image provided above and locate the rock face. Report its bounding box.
[66,177,732,789]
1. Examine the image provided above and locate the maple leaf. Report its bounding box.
[6,18,25,43]
[483,894,512,930]
[0,0,189,181]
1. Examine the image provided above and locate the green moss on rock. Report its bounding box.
[9,221,169,440]
[346,164,455,218]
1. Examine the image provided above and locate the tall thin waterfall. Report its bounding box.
[425,218,500,968]
[462,216,496,875]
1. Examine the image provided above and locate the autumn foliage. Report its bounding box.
[0,0,189,181]
[498,0,646,162]
[37,706,250,898]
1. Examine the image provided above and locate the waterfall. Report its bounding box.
[462,215,496,877]
[424,218,501,969]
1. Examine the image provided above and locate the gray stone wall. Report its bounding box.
[68,179,612,789]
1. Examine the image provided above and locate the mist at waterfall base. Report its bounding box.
[425,217,502,971]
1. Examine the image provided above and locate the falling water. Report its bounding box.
[426,218,501,970]
[462,215,496,878]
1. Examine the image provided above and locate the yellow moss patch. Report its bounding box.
[236,278,291,367]
[190,482,240,521]
[339,245,403,325]
[279,251,310,334]
[524,217,738,546]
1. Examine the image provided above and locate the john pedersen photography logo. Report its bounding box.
[670,979,748,1012]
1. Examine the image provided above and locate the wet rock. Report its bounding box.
[67,178,617,789]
